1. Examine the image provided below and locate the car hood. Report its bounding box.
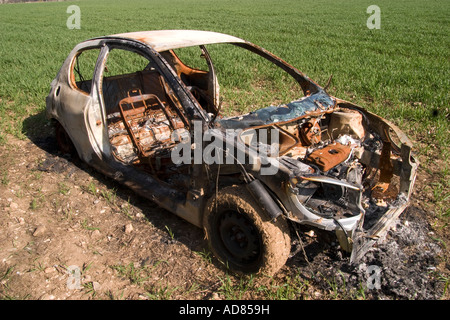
[215,89,335,129]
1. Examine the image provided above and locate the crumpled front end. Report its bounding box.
[230,95,418,261]
[281,100,418,261]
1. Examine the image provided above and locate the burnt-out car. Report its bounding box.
[46,30,418,275]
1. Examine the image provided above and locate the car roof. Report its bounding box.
[105,30,246,52]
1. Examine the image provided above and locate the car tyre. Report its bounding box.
[203,185,291,275]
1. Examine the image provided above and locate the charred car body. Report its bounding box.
[46,30,418,275]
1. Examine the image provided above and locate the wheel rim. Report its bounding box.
[217,211,262,267]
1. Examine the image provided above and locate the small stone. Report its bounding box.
[124,223,133,234]
[211,292,220,300]
[92,281,101,291]
[91,229,101,239]
[44,267,55,274]
[135,212,144,219]
[33,225,47,237]
[10,202,18,209]
[17,217,25,224]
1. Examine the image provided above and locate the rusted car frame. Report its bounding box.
[46,30,418,274]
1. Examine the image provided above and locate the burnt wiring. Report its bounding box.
[74,56,85,84]
[288,221,315,275]
[212,146,251,214]
[332,217,351,250]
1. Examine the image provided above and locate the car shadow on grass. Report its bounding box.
[21,111,219,268]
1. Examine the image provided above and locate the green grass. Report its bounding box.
[110,262,151,285]
[80,218,100,231]
[100,188,117,205]
[0,0,447,150]
[0,0,448,135]
[58,181,71,195]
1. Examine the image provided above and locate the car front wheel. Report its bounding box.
[203,185,291,275]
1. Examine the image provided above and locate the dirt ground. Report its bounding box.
[0,123,448,300]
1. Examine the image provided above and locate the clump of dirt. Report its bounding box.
[0,131,448,300]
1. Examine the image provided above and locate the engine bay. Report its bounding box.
[239,107,402,225]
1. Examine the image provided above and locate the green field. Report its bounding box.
[0,0,448,136]
[0,0,449,299]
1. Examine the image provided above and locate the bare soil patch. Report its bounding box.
[0,124,448,300]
